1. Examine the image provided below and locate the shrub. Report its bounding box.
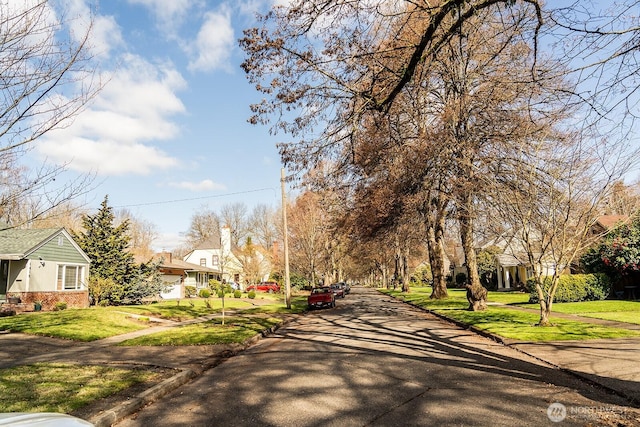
[248,290,256,299]
[208,279,221,291]
[290,273,309,290]
[87,276,119,306]
[54,302,68,311]
[233,290,242,298]
[455,272,467,286]
[199,288,211,298]
[528,274,611,303]
[184,286,196,298]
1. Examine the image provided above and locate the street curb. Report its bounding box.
[88,313,295,426]
[393,295,639,407]
[90,369,197,427]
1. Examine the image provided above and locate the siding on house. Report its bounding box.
[30,232,88,264]
[8,260,27,291]
[0,228,90,304]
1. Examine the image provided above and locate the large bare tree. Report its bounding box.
[287,191,327,287]
[220,202,249,247]
[116,208,159,260]
[242,0,640,315]
[0,1,100,228]
[183,206,221,248]
[248,203,279,251]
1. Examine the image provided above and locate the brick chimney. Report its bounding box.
[156,251,172,263]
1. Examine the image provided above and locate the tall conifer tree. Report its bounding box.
[73,195,135,286]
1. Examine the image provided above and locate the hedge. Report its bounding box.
[528,273,611,303]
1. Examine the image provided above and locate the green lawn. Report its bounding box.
[0,295,302,342]
[435,306,640,341]
[0,363,163,413]
[111,297,256,321]
[0,309,147,341]
[238,295,308,315]
[119,316,283,346]
[547,300,640,325]
[381,286,640,341]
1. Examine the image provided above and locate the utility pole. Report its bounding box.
[281,168,291,308]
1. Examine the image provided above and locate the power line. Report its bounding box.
[113,187,277,208]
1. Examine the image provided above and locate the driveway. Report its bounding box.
[115,287,640,426]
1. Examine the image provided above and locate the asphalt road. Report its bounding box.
[116,287,638,427]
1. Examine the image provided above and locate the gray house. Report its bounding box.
[0,228,90,312]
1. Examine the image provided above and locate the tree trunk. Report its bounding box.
[538,301,552,326]
[402,248,410,292]
[427,223,448,299]
[459,194,487,311]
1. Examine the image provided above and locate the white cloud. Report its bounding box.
[188,9,234,72]
[63,0,124,59]
[168,179,226,192]
[39,137,177,175]
[37,54,186,175]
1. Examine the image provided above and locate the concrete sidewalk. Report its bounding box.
[427,301,640,406]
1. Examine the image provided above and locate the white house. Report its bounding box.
[183,226,243,288]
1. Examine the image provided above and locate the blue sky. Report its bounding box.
[33,0,286,251]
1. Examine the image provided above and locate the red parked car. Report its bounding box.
[246,281,281,293]
[307,286,335,309]
[330,283,345,298]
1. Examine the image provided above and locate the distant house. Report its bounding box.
[0,228,90,312]
[492,215,630,290]
[590,215,629,236]
[152,252,221,298]
[183,226,244,288]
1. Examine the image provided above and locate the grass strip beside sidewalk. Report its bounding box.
[0,363,165,413]
[117,316,284,346]
[382,287,640,341]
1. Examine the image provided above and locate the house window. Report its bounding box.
[197,272,208,288]
[212,255,219,267]
[200,258,206,267]
[57,235,64,246]
[56,264,84,290]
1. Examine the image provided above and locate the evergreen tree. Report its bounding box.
[73,195,171,305]
[73,195,136,285]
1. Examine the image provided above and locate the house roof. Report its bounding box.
[152,253,220,274]
[0,227,68,259]
[194,232,221,250]
[495,253,523,267]
[595,215,629,230]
